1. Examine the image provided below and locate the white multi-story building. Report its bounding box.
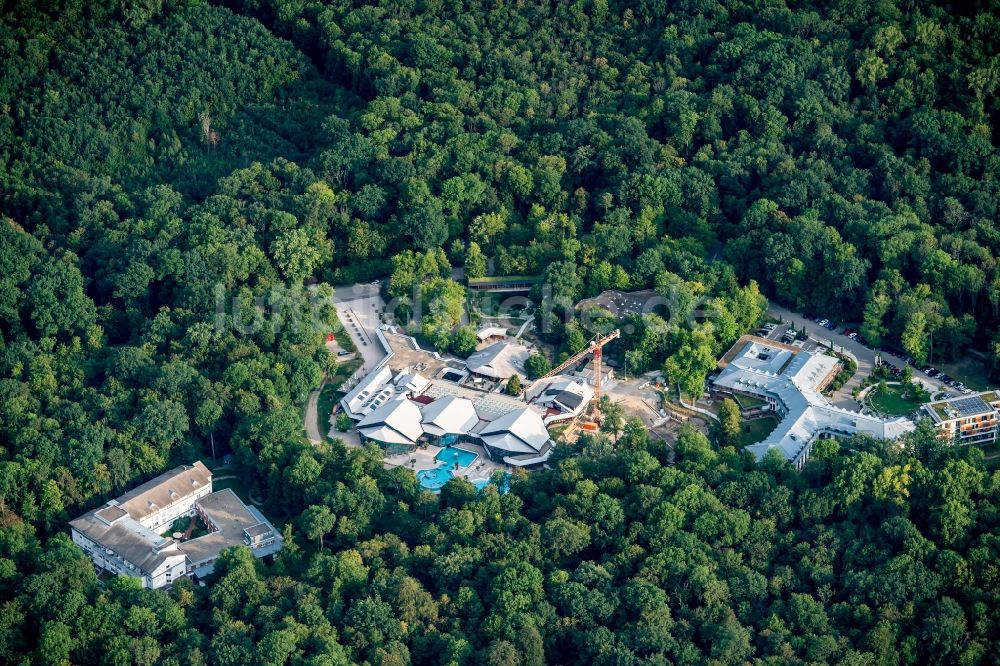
[70,461,281,588]
[713,338,914,469]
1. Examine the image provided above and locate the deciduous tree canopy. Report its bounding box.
[2,0,1000,663]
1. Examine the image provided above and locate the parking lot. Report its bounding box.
[332,282,387,375]
[754,321,818,351]
[766,303,971,401]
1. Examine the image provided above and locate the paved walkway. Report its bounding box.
[384,443,504,484]
[303,379,326,444]
[514,316,534,339]
[329,426,361,447]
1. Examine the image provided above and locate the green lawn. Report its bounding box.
[733,394,768,410]
[739,417,778,447]
[869,384,923,417]
[213,475,251,500]
[163,515,209,539]
[331,357,363,385]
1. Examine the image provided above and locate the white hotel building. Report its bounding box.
[712,338,914,469]
[70,462,281,588]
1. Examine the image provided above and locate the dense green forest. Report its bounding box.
[2,0,1000,663]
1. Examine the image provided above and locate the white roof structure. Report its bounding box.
[477,326,508,341]
[342,367,432,420]
[466,341,531,379]
[357,399,424,446]
[421,396,480,437]
[714,341,914,468]
[342,365,393,418]
[394,370,430,394]
[479,408,550,454]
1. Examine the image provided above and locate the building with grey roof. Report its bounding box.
[476,326,508,343]
[526,375,594,421]
[70,462,281,589]
[465,341,531,380]
[179,488,282,578]
[420,395,480,438]
[335,329,557,465]
[713,340,914,469]
[479,407,553,466]
[357,398,425,448]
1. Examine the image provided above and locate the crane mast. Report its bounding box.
[533,328,620,423]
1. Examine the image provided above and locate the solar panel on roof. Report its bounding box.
[949,395,992,417]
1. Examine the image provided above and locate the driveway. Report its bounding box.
[333,283,387,375]
[767,303,945,410]
[303,379,325,444]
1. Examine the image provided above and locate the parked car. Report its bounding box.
[818,319,829,326]
[803,313,815,321]
[962,388,973,394]
[337,350,351,357]
[847,332,858,339]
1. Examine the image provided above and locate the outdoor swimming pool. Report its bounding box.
[434,446,478,469]
[473,472,512,494]
[417,467,454,491]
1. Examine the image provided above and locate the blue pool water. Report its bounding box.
[434,446,478,469]
[473,472,512,494]
[417,467,454,491]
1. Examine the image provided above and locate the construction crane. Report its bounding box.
[535,328,620,424]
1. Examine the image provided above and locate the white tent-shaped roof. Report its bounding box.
[357,399,423,446]
[479,408,549,454]
[421,396,479,437]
